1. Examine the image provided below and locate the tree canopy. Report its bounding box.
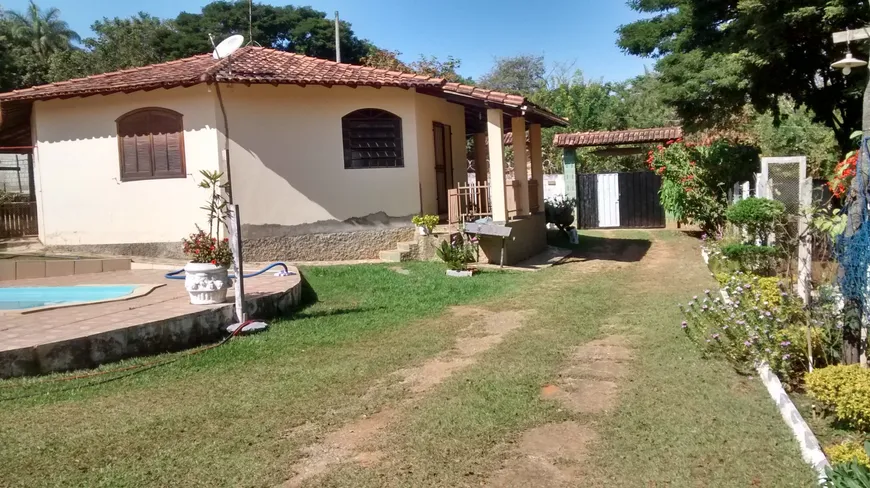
[618,0,869,152]
[360,48,473,84]
[0,1,377,88]
[478,54,547,95]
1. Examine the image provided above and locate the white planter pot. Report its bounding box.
[446,269,474,278]
[417,225,430,236]
[184,262,231,305]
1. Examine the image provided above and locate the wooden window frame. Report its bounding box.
[341,108,404,170]
[116,107,187,182]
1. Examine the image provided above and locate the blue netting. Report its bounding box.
[836,137,870,316]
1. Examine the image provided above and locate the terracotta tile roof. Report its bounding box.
[442,82,526,107]
[0,54,217,102]
[553,127,683,148]
[0,47,442,102]
[0,47,566,127]
[209,47,442,88]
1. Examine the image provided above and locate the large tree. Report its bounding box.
[3,0,79,85]
[168,1,371,63]
[360,48,473,84]
[478,54,546,95]
[49,13,177,81]
[618,0,869,152]
[6,0,78,62]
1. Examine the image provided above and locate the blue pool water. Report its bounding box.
[0,285,138,310]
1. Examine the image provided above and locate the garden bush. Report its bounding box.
[827,441,870,468]
[725,197,786,243]
[718,244,782,275]
[545,196,576,235]
[806,365,870,431]
[436,234,477,271]
[681,274,811,386]
[647,138,758,234]
[824,457,870,488]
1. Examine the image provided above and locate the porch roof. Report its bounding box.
[553,127,683,148]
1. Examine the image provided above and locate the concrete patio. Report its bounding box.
[0,268,302,378]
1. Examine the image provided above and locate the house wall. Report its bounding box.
[414,93,467,216]
[219,84,423,237]
[32,87,220,246]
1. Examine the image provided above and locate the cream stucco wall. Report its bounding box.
[30,82,469,247]
[32,87,221,245]
[414,92,467,216]
[219,84,423,235]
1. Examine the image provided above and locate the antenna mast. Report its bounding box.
[335,11,341,63]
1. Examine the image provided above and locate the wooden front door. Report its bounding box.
[433,122,453,215]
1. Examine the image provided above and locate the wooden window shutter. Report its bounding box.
[117,108,186,181]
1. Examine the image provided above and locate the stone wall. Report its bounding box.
[242,227,416,262]
[49,227,416,262]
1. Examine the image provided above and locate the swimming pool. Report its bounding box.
[0,285,139,310]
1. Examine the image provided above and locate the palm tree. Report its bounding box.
[6,0,79,62]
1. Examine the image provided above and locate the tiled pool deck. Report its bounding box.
[0,268,302,378]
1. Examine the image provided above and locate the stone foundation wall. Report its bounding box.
[49,227,416,262]
[242,227,416,261]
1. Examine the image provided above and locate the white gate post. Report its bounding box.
[797,157,812,306]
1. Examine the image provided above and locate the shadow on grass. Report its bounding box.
[547,230,652,264]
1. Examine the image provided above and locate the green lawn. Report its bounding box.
[0,233,816,487]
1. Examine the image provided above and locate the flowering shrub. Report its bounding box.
[829,151,858,199]
[826,441,870,468]
[647,139,758,234]
[182,230,232,267]
[806,365,870,431]
[681,274,813,386]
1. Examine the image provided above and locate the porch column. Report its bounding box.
[563,147,578,227]
[529,123,544,213]
[473,132,488,184]
[511,116,530,215]
[487,109,509,223]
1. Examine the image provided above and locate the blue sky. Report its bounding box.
[4,0,654,82]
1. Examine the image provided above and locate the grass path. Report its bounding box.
[0,232,816,487]
[314,231,817,487]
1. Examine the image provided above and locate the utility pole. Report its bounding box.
[334,11,341,63]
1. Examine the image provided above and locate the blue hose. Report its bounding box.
[165,262,292,280]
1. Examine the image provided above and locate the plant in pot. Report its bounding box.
[182,170,234,305]
[545,196,576,237]
[436,233,478,277]
[412,214,439,235]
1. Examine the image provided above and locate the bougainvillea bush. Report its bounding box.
[647,138,758,234]
[681,273,842,388]
[829,151,858,199]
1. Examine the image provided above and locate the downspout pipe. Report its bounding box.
[213,81,234,204]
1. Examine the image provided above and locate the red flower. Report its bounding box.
[211,259,217,265]
[689,161,696,166]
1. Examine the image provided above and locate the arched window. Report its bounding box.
[116,107,186,181]
[341,109,404,169]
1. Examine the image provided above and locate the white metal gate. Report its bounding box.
[596,173,620,228]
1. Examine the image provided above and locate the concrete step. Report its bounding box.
[378,249,408,263]
[396,241,419,253]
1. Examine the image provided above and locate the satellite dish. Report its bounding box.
[213,35,245,59]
